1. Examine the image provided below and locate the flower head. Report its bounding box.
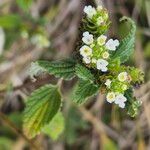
[80,45,92,57]
[97,35,107,46]
[82,31,94,45]
[115,94,127,108]
[118,72,128,82]
[105,39,119,51]
[102,51,109,59]
[83,57,91,64]
[106,92,116,103]
[96,59,108,72]
[84,5,96,19]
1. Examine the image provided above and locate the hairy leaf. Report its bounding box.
[75,64,94,81]
[42,112,65,140]
[73,80,99,104]
[112,16,136,63]
[30,59,76,80]
[125,89,141,117]
[23,84,61,138]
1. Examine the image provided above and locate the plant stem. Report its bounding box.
[0,111,40,150]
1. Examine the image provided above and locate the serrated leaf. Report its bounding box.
[30,59,76,80]
[23,84,61,138]
[42,112,64,140]
[0,14,21,29]
[125,89,141,117]
[17,0,33,11]
[73,80,99,104]
[112,16,136,63]
[75,64,94,81]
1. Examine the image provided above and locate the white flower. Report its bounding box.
[115,94,127,108]
[102,51,109,59]
[96,59,108,72]
[96,17,104,25]
[83,57,91,64]
[84,5,96,19]
[106,92,116,103]
[118,72,128,82]
[105,79,111,88]
[91,58,97,64]
[105,39,119,51]
[80,45,92,57]
[97,35,107,46]
[82,31,94,45]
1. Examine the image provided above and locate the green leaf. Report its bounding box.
[112,16,136,63]
[75,64,94,81]
[73,80,99,104]
[0,14,21,29]
[30,59,76,80]
[125,89,141,117]
[42,112,65,140]
[23,84,61,138]
[16,0,33,11]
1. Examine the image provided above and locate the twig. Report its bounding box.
[0,111,40,150]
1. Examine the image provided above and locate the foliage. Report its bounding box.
[111,17,136,63]
[42,112,65,140]
[22,4,144,139]
[30,59,76,80]
[73,79,99,104]
[23,84,61,138]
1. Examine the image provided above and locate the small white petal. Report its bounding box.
[105,39,120,51]
[82,32,94,45]
[96,59,108,72]
[105,79,111,88]
[83,5,96,19]
[118,102,125,108]
[80,45,92,57]
[101,66,108,72]
[118,72,128,82]
[102,51,109,59]
[97,35,107,46]
[106,92,116,103]
[83,57,91,64]
[115,94,127,108]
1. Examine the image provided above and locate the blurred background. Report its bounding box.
[0,0,150,150]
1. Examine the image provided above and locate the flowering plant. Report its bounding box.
[24,5,144,138]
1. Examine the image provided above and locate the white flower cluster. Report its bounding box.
[83,5,108,26]
[105,72,129,108]
[81,5,130,109]
[79,31,119,72]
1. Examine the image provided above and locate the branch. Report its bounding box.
[0,111,40,150]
